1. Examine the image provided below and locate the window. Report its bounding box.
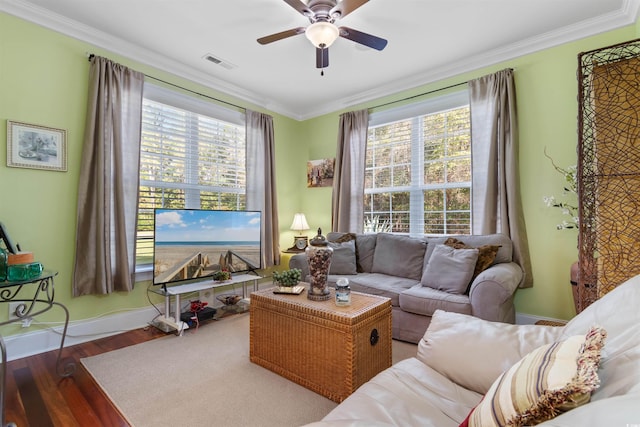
[365,91,471,236]
[136,84,246,267]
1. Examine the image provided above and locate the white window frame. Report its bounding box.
[366,90,471,237]
[135,84,246,278]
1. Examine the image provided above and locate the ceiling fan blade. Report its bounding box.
[257,27,306,45]
[316,47,329,69]
[282,0,313,17]
[339,26,387,51]
[330,0,369,19]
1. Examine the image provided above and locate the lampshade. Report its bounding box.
[305,21,339,48]
[290,213,310,232]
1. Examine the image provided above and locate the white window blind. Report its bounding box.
[136,84,246,266]
[365,91,471,236]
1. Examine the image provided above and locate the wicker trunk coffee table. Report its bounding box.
[249,284,392,403]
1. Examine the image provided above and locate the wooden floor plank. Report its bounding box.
[4,363,28,427]
[28,351,81,427]
[57,368,114,427]
[4,327,168,426]
[72,363,129,427]
[14,366,55,427]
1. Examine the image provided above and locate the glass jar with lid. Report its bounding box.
[335,277,351,306]
[305,228,333,301]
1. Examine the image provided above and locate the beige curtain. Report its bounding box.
[73,56,144,296]
[246,110,281,267]
[469,68,532,287]
[331,109,369,233]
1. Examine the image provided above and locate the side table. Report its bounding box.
[0,271,75,427]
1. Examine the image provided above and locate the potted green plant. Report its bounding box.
[212,269,231,283]
[273,268,301,288]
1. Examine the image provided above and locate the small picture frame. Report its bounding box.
[7,120,67,171]
[307,158,335,188]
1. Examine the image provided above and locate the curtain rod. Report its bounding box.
[369,80,468,111]
[87,54,246,112]
[370,68,516,110]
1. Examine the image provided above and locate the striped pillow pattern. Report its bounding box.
[467,326,606,427]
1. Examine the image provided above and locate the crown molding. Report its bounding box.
[312,0,640,121]
[2,0,639,121]
[0,0,278,113]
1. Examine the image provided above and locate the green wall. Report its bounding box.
[1,11,638,341]
[296,26,638,321]
[0,12,303,337]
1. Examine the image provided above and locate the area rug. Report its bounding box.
[81,312,417,427]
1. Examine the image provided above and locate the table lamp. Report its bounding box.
[289,213,310,251]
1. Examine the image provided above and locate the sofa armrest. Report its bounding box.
[288,253,310,279]
[417,310,564,395]
[469,262,522,323]
[537,393,640,426]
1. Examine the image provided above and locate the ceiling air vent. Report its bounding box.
[203,53,237,70]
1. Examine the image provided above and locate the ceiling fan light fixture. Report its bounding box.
[305,21,339,48]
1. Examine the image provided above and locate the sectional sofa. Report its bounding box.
[304,272,640,427]
[289,232,524,343]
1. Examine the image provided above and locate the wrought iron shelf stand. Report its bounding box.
[0,270,75,427]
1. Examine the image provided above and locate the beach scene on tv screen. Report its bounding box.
[153,209,261,284]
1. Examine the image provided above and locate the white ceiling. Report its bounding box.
[2,0,639,120]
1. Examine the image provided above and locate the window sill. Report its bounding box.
[135,265,153,283]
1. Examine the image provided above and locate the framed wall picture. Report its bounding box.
[307,158,335,188]
[7,120,67,171]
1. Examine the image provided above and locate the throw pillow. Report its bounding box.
[421,244,479,294]
[418,310,565,395]
[371,233,427,280]
[444,237,501,282]
[333,232,356,243]
[463,326,607,427]
[328,240,357,275]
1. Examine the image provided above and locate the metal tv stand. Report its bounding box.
[150,273,260,333]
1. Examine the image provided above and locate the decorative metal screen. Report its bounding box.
[577,38,640,312]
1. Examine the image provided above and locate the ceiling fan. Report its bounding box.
[257,0,388,74]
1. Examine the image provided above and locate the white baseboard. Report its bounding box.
[4,306,161,362]
[4,307,567,362]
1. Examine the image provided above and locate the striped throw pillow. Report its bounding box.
[465,326,606,427]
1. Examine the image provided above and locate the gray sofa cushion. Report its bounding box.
[326,232,378,273]
[328,240,357,275]
[443,237,501,282]
[399,284,472,316]
[424,234,513,271]
[371,233,427,281]
[421,244,479,294]
[345,273,419,306]
[355,234,377,273]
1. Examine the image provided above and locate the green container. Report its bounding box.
[0,249,7,281]
[7,262,43,282]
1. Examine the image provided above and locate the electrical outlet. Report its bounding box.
[8,302,23,320]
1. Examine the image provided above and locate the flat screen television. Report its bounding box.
[152,208,262,289]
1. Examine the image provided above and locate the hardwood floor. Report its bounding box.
[4,326,166,427]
